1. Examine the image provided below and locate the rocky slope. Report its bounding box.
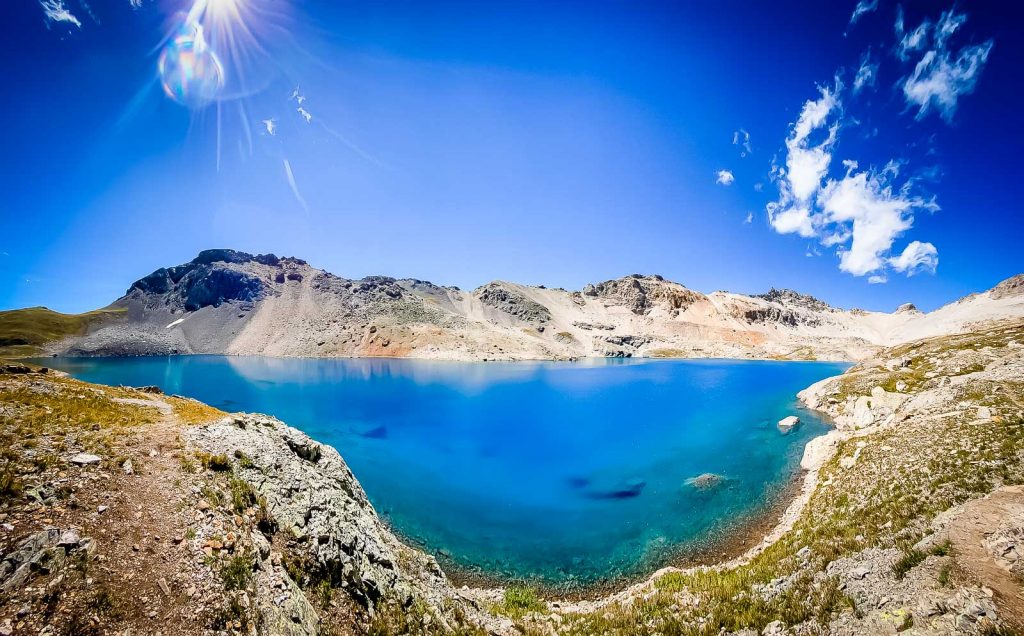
[0,367,506,636]
[21,249,1024,362]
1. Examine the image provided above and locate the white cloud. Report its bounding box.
[40,0,81,28]
[261,118,277,135]
[889,240,939,275]
[297,107,312,124]
[868,275,888,284]
[853,51,878,93]
[849,0,878,26]
[767,205,815,237]
[767,80,939,279]
[818,171,937,276]
[767,83,840,238]
[744,212,753,224]
[753,182,764,192]
[732,129,752,157]
[716,170,735,186]
[902,41,993,121]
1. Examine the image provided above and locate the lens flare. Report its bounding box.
[158,23,224,108]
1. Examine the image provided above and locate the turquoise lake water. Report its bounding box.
[40,355,847,587]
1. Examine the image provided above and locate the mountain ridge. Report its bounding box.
[5,248,1024,361]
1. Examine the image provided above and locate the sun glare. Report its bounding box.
[160,0,266,108]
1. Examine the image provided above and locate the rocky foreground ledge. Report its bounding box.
[1,320,1023,635]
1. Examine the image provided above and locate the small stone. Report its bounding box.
[69,453,101,466]
[98,505,108,514]
[849,565,871,580]
[197,500,210,511]
[58,529,81,548]
[158,578,171,596]
[132,544,140,552]
[122,460,134,475]
[762,620,785,636]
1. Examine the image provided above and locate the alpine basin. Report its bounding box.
[41,355,847,587]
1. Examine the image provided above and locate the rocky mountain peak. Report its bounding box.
[990,273,1024,300]
[581,275,701,315]
[895,302,920,314]
[755,288,832,312]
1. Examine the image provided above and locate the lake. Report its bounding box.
[40,355,847,587]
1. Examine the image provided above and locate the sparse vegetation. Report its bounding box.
[229,474,258,513]
[892,547,926,579]
[221,552,255,591]
[494,585,546,619]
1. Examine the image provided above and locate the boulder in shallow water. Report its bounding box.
[777,415,800,432]
[684,473,725,490]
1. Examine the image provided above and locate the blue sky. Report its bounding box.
[1,0,1021,313]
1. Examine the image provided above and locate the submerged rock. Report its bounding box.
[684,473,725,490]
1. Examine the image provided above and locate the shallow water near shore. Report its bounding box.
[41,355,848,587]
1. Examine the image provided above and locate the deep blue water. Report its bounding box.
[39,355,847,586]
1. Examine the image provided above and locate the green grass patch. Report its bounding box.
[0,306,125,357]
[221,552,254,591]
[494,586,546,619]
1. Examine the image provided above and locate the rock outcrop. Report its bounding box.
[184,414,508,634]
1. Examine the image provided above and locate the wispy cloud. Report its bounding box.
[39,0,82,28]
[868,275,887,284]
[900,10,993,121]
[849,0,878,26]
[744,212,753,224]
[732,129,752,157]
[261,118,277,135]
[716,169,735,186]
[282,159,309,213]
[853,50,878,93]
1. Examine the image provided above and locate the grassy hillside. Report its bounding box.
[0,306,125,357]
